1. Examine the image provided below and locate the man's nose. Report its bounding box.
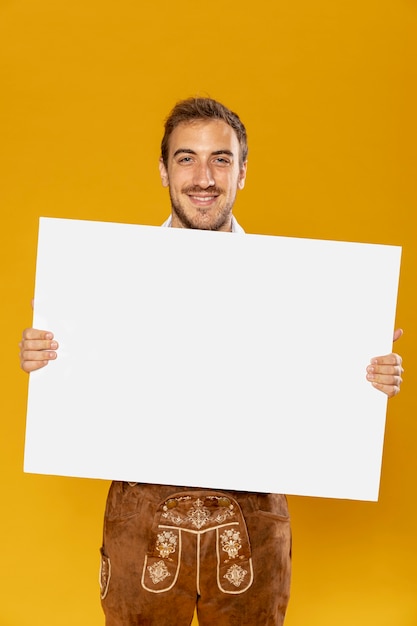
[193,162,215,188]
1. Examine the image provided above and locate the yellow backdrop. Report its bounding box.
[1,1,416,624]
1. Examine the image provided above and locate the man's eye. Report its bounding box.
[215,158,230,165]
[178,156,193,163]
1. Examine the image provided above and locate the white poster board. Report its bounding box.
[24,218,401,500]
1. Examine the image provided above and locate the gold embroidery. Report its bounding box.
[147,560,171,584]
[162,496,234,529]
[220,529,242,560]
[156,530,177,559]
[187,498,211,529]
[224,564,248,588]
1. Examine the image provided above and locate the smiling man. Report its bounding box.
[19,97,404,626]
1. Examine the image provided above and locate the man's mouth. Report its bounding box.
[187,194,219,205]
[184,187,222,207]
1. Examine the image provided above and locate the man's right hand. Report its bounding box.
[19,329,58,373]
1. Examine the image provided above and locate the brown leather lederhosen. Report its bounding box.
[100,482,291,626]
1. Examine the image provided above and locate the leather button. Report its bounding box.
[165,498,178,509]
[217,497,231,507]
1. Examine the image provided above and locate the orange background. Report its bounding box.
[1,1,416,624]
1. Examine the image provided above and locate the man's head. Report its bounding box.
[160,97,248,169]
[159,97,248,232]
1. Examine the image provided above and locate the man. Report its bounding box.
[19,98,404,626]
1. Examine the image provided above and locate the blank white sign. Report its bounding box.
[24,218,401,500]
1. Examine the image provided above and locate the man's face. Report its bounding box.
[159,119,247,232]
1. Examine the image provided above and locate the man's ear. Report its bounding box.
[159,158,169,188]
[238,160,248,190]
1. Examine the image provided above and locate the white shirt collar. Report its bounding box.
[161,215,244,233]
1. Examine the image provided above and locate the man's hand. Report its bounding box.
[19,328,58,373]
[20,325,405,399]
[366,329,404,398]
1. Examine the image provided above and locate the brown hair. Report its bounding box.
[161,97,248,167]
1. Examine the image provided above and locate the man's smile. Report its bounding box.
[182,186,222,207]
[187,193,219,206]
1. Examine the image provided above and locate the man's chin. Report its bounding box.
[189,217,229,232]
[172,207,230,232]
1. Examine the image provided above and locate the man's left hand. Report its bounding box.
[366,329,404,398]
